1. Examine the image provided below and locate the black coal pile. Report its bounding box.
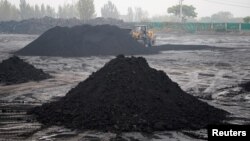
[31,55,228,132]
[240,81,250,92]
[0,56,51,85]
[86,17,126,26]
[0,17,130,34]
[0,17,82,34]
[16,25,155,57]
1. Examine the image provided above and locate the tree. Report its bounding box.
[58,4,78,19]
[34,4,42,18]
[134,7,148,22]
[0,0,19,21]
[41,4,46,17]
[150,15,176,22]
[58,6,64,18]
[243,16,250,23]
[19,0,28,19]
[45,5,56,18]
[19,0,34,19]
[199,16,212,23]
[20,0,41,19]
[211,11,233,22]
[167,5,197,18]
[101,1,119,19]
[77,0,95,21]
[127,7,134,22]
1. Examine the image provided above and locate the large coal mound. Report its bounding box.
[0,56,51,85]
[31,55,228,132]
[16,25,155,57]
[0,17,129,34]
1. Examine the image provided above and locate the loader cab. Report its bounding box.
[134,25,148,33]
[131,25,155,48]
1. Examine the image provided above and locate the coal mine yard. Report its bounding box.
[0,25,250,141]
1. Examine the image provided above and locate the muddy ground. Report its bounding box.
[0,33,250,141]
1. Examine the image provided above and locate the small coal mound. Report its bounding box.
[0,56,51,85]
[16,25,155,57]
[31,55,228,132]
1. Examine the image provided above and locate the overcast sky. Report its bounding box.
[9,0,250,18]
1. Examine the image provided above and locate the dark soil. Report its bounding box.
[30,55,228,132]
[154,44,217,51]
[16,25,156,57]
[0,56,51,85]
[240,81,250,92]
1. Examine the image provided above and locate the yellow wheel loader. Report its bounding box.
[131,25,156,47]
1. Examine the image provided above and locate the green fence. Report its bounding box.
[138,22,250,32]
[227,23,239,31]
[242,23,250,30]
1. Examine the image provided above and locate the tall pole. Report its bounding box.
[179,0,184,22]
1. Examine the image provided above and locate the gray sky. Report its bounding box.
[9,0,250,18]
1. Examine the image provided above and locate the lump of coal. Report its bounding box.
[31,55,228,132]
[0,56,51,85]
[16,25,156,57]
